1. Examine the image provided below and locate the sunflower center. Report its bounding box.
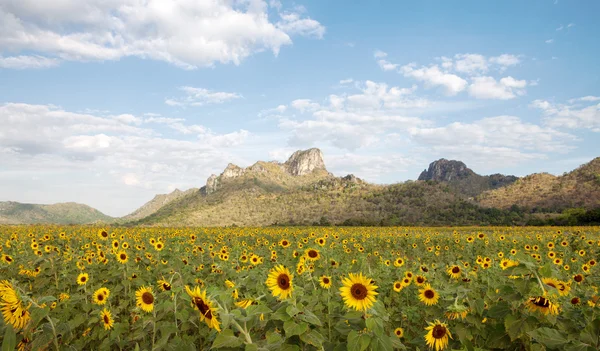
[142,292,154,305]
[532,296,550,307]
[101,231,108,237]
[574,275,583,282]
[571,297,580,304]
[97,294,104,301]
[546,282,557,288]
[81,276,87,282]
[163,283,171,290]
[308,250,318,258]
[432,325,447,339]
[278,274,290,289]
[395,283,401,289]
[350,283,367,300]
[452,267,460,273]
[417,277,424,283]
[323,278,330,284]
[424,290,435,299]
[103,315,110,324]
[120,254,126,260]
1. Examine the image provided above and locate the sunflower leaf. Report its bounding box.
[528,327,569,349]
[283,320,308,337]
[2,325,16,351]
[211,329,243,349]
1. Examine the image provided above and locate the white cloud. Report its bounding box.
[0,102,254,215]
[165,86,242,107]
[339,78,354,85]
[489,54,520,69]
[0,55,59,69]
[0,0,324,69]
[276,12,325,39]
[545,39,554,44]
[373,50,387,58]
[567,23,575,28]
[556,24,564,31]
[453,54,488,74]
[377,59,399,71]
[532,98,600,132]
[291,99,321,112]
[408,116,576,166]
[400,64,468,95]
[468,76,527,100]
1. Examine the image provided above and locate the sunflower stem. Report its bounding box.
[230,319,252,344]
[533,271,546,295]
[151,308,157,350]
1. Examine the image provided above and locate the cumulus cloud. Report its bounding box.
[165,86,242,107]
[408,116,577,166]
[400,64,468,95]
[468,76,527,100]
[532,98,600,132]
[0,102,252,214]
[0,0,324,69]
[0,55,60,69]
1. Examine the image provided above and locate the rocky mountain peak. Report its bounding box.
[284,148,326,176]
[418,159,475,182]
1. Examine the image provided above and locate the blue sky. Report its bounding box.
[1,0,599,216]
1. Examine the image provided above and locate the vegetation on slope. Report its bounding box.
[0,201,113,224]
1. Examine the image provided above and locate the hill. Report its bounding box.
[0,201,113,224]
[128,149,526,226]
[418,159,518,197]
[477,157,600,211]
[122,188,199,221]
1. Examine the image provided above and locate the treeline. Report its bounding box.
[526,208,600,226]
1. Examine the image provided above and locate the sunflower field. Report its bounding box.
[1,225,599,351]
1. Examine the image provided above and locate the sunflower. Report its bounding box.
[225,280,235,289]
[100,308,114,330]
[425,320,452,351]
[98,229,109,240]
[573,274,584,283]
[157,279,172,291]
[415,275,427,286]
[185,285,221,332]
[394,327,404,338]
[0,281,31,330]
[135,286,155,313]
[526,296,559,315]
[266,265,294,300]
[447,265,461,279]
[418,284,440,306]
[77,273,89,285]
[2,254,13,264]
[93,287,110,305]
[339,273,378,312]
[305,249,320,261]
[319,275,332,289]
[393,281,403,292]
[235,299,253,309]
[116,251,128,264]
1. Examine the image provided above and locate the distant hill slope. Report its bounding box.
[477,157,600,211]
[122,188,199,221]
[418,159,518,197]
[0,201,113,224]
[128,150,525,227]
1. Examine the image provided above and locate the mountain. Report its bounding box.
[127,149,527,227]
[0,201,113,224]
[418,159,518,197]
[477,157,600,211]
[122,188,199,221]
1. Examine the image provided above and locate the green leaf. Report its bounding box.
[297,310,322,326]
[272,306,292,322]
[370,335,393,351]
[486,301,511,319]
[286,304,300,317]
[580,318,600,348]
[504,314,537,341]
[2,325,16,351]
[528,328,569,349]
[245,344,259,351]
[365,316,384,335]
[211,329,243,349]
[564,341,594,351]
[283,320,308,337]
[299,329,325,348]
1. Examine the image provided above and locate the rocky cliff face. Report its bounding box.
[418,158,518,197]
[204,148,328,194]
[418,159,475,182]
[283,148,326,176]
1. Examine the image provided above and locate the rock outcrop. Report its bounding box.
[418,158,518,197]
[283,148,326,176]
[418,159,475,182]
[204,148,328,194]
